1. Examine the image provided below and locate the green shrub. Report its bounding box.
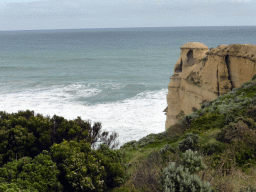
[120,140,136,149]
[93,144,126,189]
[0,110,119,165]
[167,118,190,136]
[216,121,255,143]
[159,144,175,154]
[202,142,224,155]
[163,149,210,191]
[50,139,102,191]
[235,143,256,169]
[185,113,200,124]
[236,83,256,98]
[50,140,125,192]
[0,151,61,192]
[178,133,199,152]
[163,162,211,192]
[247,106,256,119]
[217,121,256,168]
[0,183,32,192]
[159,144,176,162]
[120,132,167,149]
[190,113,226,131]
[181,149,207,174]
[235,117,256,129]
[225,113,236,125]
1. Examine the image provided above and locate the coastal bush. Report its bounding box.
[185,113,200,124]
[194,82,256,122]
[181,149,207,174]
[216,121,256,168]
[247,106,256,122]
[161,148,210,190]
[159,144,175,155]
[132,150,166,191]
[201,101,213,109]
[159,144,176,162]
[120,140,137,149]
[216,121,255,143]
[236,83,256,98]
[93,144,126,189]
[178,133,199,152]
[120,132,167,149]
[0,110,119,165]
[235,117,256,129]
[210,146,237,175]
[235,143,256,169]
[190,113,226,131]
[134,134,157,148]
[225,113,236,125]
[50,140,125,192]
[0,151,61,192]
[0,182,30,192]
[0,124,37,165]
[167,118,190,135]
[163,162,211,192]
[202,142,224,156]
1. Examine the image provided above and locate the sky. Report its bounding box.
[0,0,255,31]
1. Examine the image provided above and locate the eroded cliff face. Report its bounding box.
[165,43,256,130]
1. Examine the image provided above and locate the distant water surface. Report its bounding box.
[0,26,256,146]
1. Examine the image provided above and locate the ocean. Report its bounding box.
[1,26,256,146]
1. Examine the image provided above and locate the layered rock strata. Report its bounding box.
[165,42,256,130]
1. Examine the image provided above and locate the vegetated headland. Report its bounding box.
[115,73,256,192]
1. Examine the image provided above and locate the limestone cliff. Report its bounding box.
[165,42,256,130]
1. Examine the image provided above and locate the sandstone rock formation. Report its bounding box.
[165,42,256,130]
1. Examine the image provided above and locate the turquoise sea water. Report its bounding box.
[1,26,256,145]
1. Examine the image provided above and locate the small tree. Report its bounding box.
[74,117,119,149]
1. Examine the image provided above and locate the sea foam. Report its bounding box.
[0,83,167,146]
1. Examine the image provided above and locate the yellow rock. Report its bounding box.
[165,43,256,130]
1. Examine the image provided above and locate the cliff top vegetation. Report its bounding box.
[113,73,256,192]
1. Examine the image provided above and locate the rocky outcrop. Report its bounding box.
[165,43,256,130]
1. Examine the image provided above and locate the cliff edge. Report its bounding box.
[165,42,256,130]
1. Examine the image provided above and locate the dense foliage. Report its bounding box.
[0,111,125,191]
[50,140,125,191]
[0,151,61,192]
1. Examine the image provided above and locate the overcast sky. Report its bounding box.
[0,0,255,31]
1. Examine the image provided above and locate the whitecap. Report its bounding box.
[0,84,168,147]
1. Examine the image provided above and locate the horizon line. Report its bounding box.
[1,25,256,33]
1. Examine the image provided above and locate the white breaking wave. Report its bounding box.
[0,85,167,146]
